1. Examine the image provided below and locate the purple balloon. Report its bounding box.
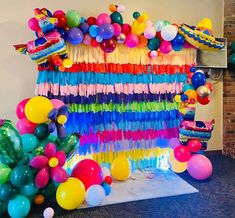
[68,27,84,44]
[79,22,89,33]
[168,138,180,149]
[98,23,114,40]
[187,154,213,180]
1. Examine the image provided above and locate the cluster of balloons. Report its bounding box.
[175,67,213,115]
[56,159,113,209]
[26,5,190,58]
[169,138,213,180]
[0,95,81,217]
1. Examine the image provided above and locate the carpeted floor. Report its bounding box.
[29,153,235,218]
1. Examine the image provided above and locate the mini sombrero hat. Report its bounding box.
[179,18,225,50]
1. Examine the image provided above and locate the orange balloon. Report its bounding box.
[185,90,197,100]
[138,35,148,48]
[109,4,117,12]
[34,194,45,205]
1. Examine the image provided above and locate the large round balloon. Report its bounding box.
[147,37,160,50]
[169,151,187,173]
[0,163,11,185]
[10,165,33,187]
[72,159,103,190]
[161,24,177,41]
[21,134,39,153]
[160,40,172,54]
[125,34,139,48]
[100,39,116,53]
[25,96,53,124]
[187,154,213,180]
[85,185,106,206]
[16,98,30,119]
[56,177,85,210]
[174,145,191,162]
[68,27,84,45]
[111,156,131,181]
[66,10,81,27]
[191,72,206,89]
[96,13,111,26]
[98,23,114,39]
[8,195,31,218]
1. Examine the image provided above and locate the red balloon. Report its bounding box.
[156,31,163,41]
[174,145,191,162]
[71,159,103,190]
[121,23,131,35]
[54,13,67,28]
[197,95,210,105]
[205,82,213,92]
[91,39,99,47]
[104,176,112,185]
[87,17,97,26]
[187,139,202,152]
[100,39,116,53]
[16,98,30,119]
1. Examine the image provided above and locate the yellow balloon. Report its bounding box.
[57,115,67,124]
[131,20,146,36]
[63,58,73,68]
[25,96,53,124]
[169,152,187,173]
[174,95,182,103]
[111,156,131,181]
[56,178,85,210]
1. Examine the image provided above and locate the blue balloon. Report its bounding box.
[68,27,84,44]
[98,23,114,40]
[181,94,189,102]
[171,34,185,46]
[79,22,89,33]
[21,134,39,153]
[57,28,68,40]
[102,182,111,196]
[182,84,194,92]
[8,195,30,218]
[89,25,99,38]
[81,17,86,23]
[191,72,206,89]
[172,44,183,51]
[190,66,197,72]
[20,182,39,197]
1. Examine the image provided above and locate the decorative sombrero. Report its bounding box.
[179,18,225,51]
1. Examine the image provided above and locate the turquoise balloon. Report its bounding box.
[0,182,17,201]
[147,37,160,51]
[10,165,33,188]
[182,84,194,92]
[110,12,123,25]
[66,10,81,27]
[8,195,30,218]
[0,200,7,216]
[20,182,38,197]
[21,134,39,153]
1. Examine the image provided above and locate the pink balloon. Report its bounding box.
[16,98,30,119]
[112,23,121,36]
[122,24,131,35]
[50,166,68,183]
[187,154,213,180]
[125,34,139,48]
[35,167,50,188]
[144,27,156,39]
[174,145,191,162]
[53,10,65,16]
[51,99,64,109]
[16,118,37,135]
[28,17,40,31]
[55,151,66,167]
[83,34,92,45]
[44,143,57,158]
[96,13,111,26]
[30,155,49,169]
[160,40,172,54]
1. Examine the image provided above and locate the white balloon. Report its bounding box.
[101,167,111,178]
[43,207,54,218]
[161,25,178,41]
[144,26,156,39]
[85,185,106,206]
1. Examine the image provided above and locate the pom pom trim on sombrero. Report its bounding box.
[179,24,225,50]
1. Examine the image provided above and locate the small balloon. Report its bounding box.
[85,185,106,206]
[28,17,40,31]
[89,25,99,38]
[111,156,131,181]
[187,139,202,152]
[16,98,30,119]
[110,12,123,25]
[43,207,55,218]
[21,134,39,153]
[160,40,172,54]
[174,145,191,162]
[196,85,211,98]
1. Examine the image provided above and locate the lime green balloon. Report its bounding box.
[10,165,33,188]
[66,10,81,27]
[0,163,11,185]
[0,182,17,201]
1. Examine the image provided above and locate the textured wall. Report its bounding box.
[223,0,235,158]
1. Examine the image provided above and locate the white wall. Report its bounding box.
[0,0,223,150]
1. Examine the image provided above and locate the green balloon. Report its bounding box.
[133,11,140,19]
[231,41,235,53]
[0,182,17,201]
[56,133,79,155]
[147,37,160,50]
[110,12,123,25]
[38,181,56,200]
[34,124,50,140]
[230,53,235,65]
[66,9,81,27]
[0,163,11,185]
[21,134,39,153]
[10,165,33,188]
[0,200,7,216]
[20,181,38,197]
